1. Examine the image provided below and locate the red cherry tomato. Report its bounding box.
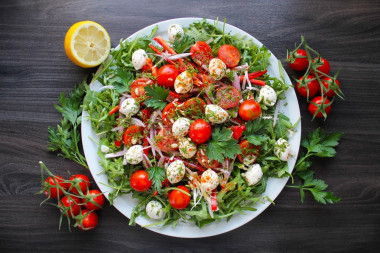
[84,190,105,211]
[321,77,341,97]
[196,148,220,169]
[189,119,212,144]
[169,185,191,209]
[237,140,260,164]
[77,209,98,231]
[178,97,206,119]
[68,175,90,195]
[190,41,214,66]
[44,175,67,199]
[157,65,180,88]
[130,170,152,192]
[215,85,242,109]
[155,127,179,153]
[311,57,330,76]
[229,125,246,140]
[296,75,319,98]
[130,77,151,102]
[308,96,332,118]
[288,49,309,71]
[238,100,261,121]
[218,44,241,68]
[123,125,143,147]
[162,102,179,127]
[60,195,82,218]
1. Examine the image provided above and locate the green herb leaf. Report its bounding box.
[147,166,166,192]
[206,127,241,163]
[144,85,169,110]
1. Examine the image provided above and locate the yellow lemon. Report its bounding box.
[64,21,111,68]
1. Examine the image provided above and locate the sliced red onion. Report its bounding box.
[105,149,128,159]
[204,86,215,104]
[246,86,260,92]
[98,85,115,91]
[190,88,201,93]
[167,53,192,60]
[121,93,132,98]
[157,156,165,167]
[232,64,249,71]
[119,96,126,108]
[131,117,145,127]
[201,64,209,72]
[111,126,124,132]
[143,154,152,168]
[232,72,241,91]
[205,38,214,45]
[273,102,280,127]
[146,137,156,157]
[148,110,162,129]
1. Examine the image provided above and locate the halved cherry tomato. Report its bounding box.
[157,65,180,88]
[189,119,212,144]
[130,77,151,102]
[296,75,319,98]
[44,175,68,199]
[178,97,206,119]
[155,127,179,153]
[77,209,98,231]
[196,148,219,169]
[215,85,242,109]
[218,44,241,68]
[238,100,261,121]
[123,125,143,147]
[311,57,330,76]
[237,140,260,164]
[321,77,341,97]
[162,102,179,126]
[115,139,122,147]
[308,96,332,118]
[229,125,246,140]
[169,185,190,209]
[130,170,152,192]
[84,190,105,211]
[288,49,309,71]
[60,195,82,218]
[190,41,214,66]
[68,174,90,195]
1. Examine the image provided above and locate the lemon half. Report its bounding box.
[64,21,111,68]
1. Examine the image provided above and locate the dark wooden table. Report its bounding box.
[1,0,379,252]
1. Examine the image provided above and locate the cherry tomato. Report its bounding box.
[130,170,152,192]
[60,195,82,218]
[296,75,319,98]
[311,57,330,76]
[308,96,332,118]
[84,190,105,211]
[178,97,206,119]
[77,209,98,231]
[237,140,260,164]
[218,44,241,68]
[157,65,180,88]
[115,139,123,147]
[131,77,151,102]
[288,49,308,71]
[155,127,179,153]
[44,175,67,199]
[189,119,212,144]
[215,85,242,109]
[123,125,143,147]
[190,41,214,66]
[238,100,261,121]
[321,77,341,97]
[68,174,90,195]
[162,102,179,127]
[196,148,220,169]
[169,185,190,210]
[229,125,246,140]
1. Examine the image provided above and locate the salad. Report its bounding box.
[83,19,298,228]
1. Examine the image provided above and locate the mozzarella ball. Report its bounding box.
[242,164,263,186]
[166,160,186,184]
[209,58,226,80]
[205,104,229,124]
[174,71,193,94]
[172,117,191,137]
[131,49,148,70]
[124,145,143,165]
[201,169,219,192]
[100,145,110,153]
[119,98,140,118]
[258,85,277,107]
[146,200,165,220]
[274,138,291,161]
[168,24,184,43]
[178,138,197,159]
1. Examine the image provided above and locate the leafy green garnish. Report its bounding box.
[206,127,241,163]
[144,84,169,110]
[48,80,88,168]
[147,165,166,193]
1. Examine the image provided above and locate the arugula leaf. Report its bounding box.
[206,127,241,163]
[144,85,169,110]
[147,166,166,193]
[247,134,269,145]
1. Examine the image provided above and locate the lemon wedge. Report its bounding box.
[64,21,111,68]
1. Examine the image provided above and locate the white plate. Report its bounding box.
[82,18,301,238]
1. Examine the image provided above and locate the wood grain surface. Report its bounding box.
[0,0,379,252]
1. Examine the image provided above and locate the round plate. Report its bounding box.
[82,18,301,238]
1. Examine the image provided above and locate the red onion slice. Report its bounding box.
[105,149,128,159]
[98,85,115,91]
[131,117,145,127]
[232,72,241,91]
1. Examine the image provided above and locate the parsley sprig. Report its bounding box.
[288,128,343,204]
[144,84,169,110]
[147,165,166,193]
[206,127,241,163]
